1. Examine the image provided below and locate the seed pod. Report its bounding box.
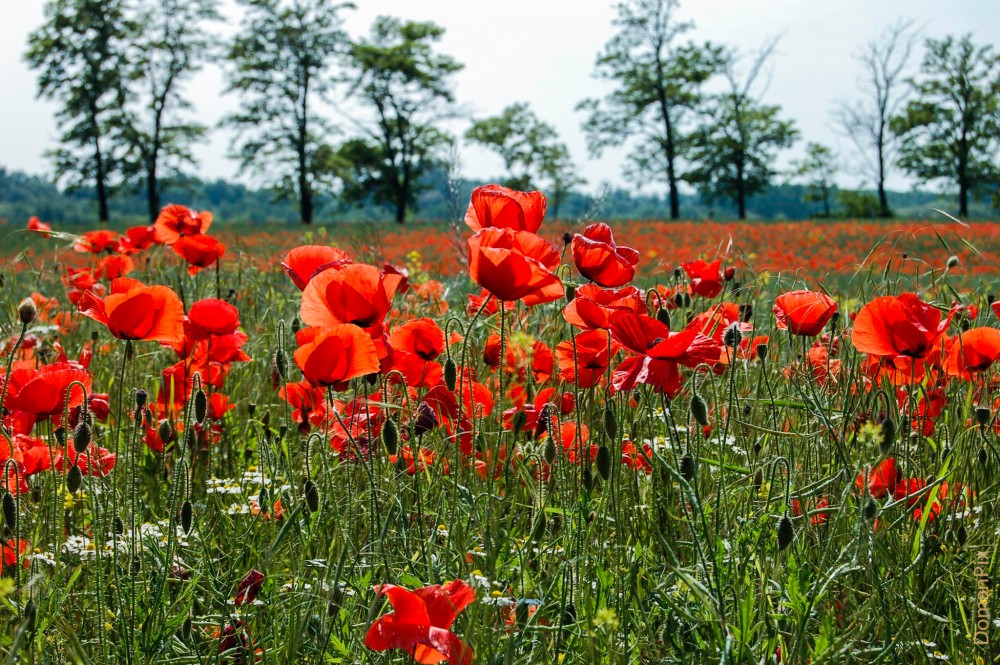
[582,467,594,491]
[66,465,83,493]
[72,422,91,454]
[113,515,124,535]
[690,393,709,428]
[975,406,991,428]
[879,418,897,452]
[655,308,670,326]
[17,298,37,325]
[194,389,208,424]
[603,405,618,441]
[303,479,319,513]
[680,454,695,481]
[444,357,457,392]
[957,524,968,546]
[530,512,546,541]
[2,492,16,529]
[543,439,557,464]
[181,500,193,534]
[383,418,399,455]
[596,445,612,481]
[777,516,794,551]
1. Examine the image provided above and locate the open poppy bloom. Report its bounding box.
[27,216,52,235]
[172,235,226,274]
[465,183,546,233]
[300,264,403,343]
[2,362,91,418]
[77,277,185,344]
[571,223,640,288]
[855,457,897,500]
[555,329,619,389]
[188,298,241,339]
[74,229,120,254]
[562,284,644,330]
[293,325,381,387]
[944,327,1000,379]
[281,245,352,290]
[385,318,446,387]
[773,290,837,337]
[852,294,954,361]
[610,312,721,396]
[124,225,157,251]
[235,569,266,605]
[153,204,213,244]
[682,259,724,298]
[365,579,476,665]
[468,227,563,306]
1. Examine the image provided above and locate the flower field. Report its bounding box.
[1,190,999,663]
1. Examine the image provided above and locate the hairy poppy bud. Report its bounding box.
[673,292,685,308]
[596,444,612,481]
[777,516,794,550]
[181,500,193,534]
[273,349,288,382]
[414,402,438,437]
[383,418,399,455]
[157,419,175,446]
[565,285,576,303]
[135,389,148,410]
[863,499,877,520]
[291,317,301,335]
[303,479,319,513]
[957,524,968,546]
[655,307,670,326]
[444,357,457,392]
[723,323,742,348]
[946,255,960,269]
[603,406,618,441]
[543,439,557,464]
[66,465,83,493]
[72,422,91,454]
[247,402,256,417]
[17,298,37,326]
[879,418,897,452]
[194,389,207,424]
[582,467,594,491]
[113,515,124,535]
[975,406,991,429]
[690,393,709,428]
[2,492,16,529]
[680,454,695,481]
[756,343,768,362]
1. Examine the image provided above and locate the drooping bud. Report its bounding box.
[565,285,576,303]
[2,492,16,529]
[303,478,320,514]
[543,439,557,464]
[66,465,83,493]
[135,389,148,410]
[680,454,695,481]
[777,516,794,551]
[974,406,991,429]
[512,410,527,437]
[17,298,37,326]
[181,500,193,534]
[382,418,399,455]
[603,405,618,441]
[444,357,457,392]
[273,348,288,382]
[655,308,670,326]
[158,419,175,446]
[595,445,612,481]
[879,418,897,453]
[72,422,91,454]
[194,389,208,424]
[690,393,709,428]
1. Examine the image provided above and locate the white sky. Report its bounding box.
[2,0,999,196]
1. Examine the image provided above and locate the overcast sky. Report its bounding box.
[2,0,999,196]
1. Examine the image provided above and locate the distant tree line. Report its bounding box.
[22,0,1000,224]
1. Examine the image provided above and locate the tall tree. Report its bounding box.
[835,20,917,218]
[127,0,221,222]
[336,17,462,224]
[685,41,798,219]
[465,102,583,214]
[789,143,838,218]
[25,0,136,223]
[891,35,1000,217]
[577,0,724,219]
[223,0,353,225]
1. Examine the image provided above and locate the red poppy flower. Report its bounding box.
[77,277,185,344]
[293,325,381,387]
[300,263,403,337]
[124,225,157,251]
[365,580,476,665]
[555,329,619,389]
[944,327,1000,379]
[773,290,838,337]
[385,318,446,387]
[465,183,546,233]
[682,259,724,298]
[571,223,640,288]
[235,569,265,605]
[855,458,897,500]
[172,235,226,274]
[2,539,28,570]
[562,284,644,330]
[281,245,352,290]
[97,254,135,280]
[468,227,563,306]
[2,362,91,417]
[153,204,213,244]
[60,445,116,477]
[188,298,241,339]
[610,312,721,396]
[27,216,52,235]
[852,294,954,360]
[74,229,119,254]
[383,263,411,294]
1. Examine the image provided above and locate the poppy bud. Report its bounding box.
[960,319,970,332]
[680,454,695,481]
[303,479,319,514]
[248,402,256,417]
[879,418,896,452]
[2,492,16,529]
[55,428,66,447]
[673,292,685,308]
[603,405,618,441]
[135,389,148,409]
[863,499,877,520]
[194,390,207,424]
[444,357,457,392]
[655,308,670,326]
[383,418,399,455]
[946,255,959,269]
[562,602,577,626]
[596,444,612,481]
[414,402,438,437]
[273,349,288,382]
[17,298,37,326]
[723,323,742,348]
[261,411,271,428]
[562,231,572,246]
[158,419,175,445]
[66,465,83,493]
[394,456,408,473]
[957,524,968,546]
[113,515,124,535]
[512,410,527,436]
[724,266,736,282]
[987,293,995,305]
[777,516,794,550]
[582,467,594,491]
[22,600,35,633]
[515,600,531,628]
[979,447,988,466]
[543,439,557,464]
[278,424,288,438]
[291,317,301,335]
[756,343,768,362]
[690,393,709,428]
[181,500,193,534]
[974,406,991,429]
[673,267,682,279]
[565,285,576,303]
[73,422,91,454]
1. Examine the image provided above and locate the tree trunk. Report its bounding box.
[876,126,891,218]
[735,153,746,220]
[301,178,313,225]
[959,180,969,218]
[95,138,110,223]
[147,158,159,223]
[394,194,406,224]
